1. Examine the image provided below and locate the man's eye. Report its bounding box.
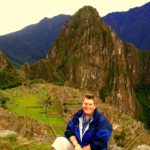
[84,103,92,106]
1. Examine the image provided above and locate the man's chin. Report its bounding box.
[84,112,92,116]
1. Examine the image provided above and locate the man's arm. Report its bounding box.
[90,119,112,150]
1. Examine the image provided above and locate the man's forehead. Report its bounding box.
[83,98,94,103]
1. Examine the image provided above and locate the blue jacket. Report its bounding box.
[64,109,112,150]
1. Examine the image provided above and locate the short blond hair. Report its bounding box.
[83,93,97,104]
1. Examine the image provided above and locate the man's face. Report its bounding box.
[82,98,96,116]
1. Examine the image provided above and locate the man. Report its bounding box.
[51,93,112,150]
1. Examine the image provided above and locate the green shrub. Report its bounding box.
[0,71,21,89]
[0,134,18,149]
[114,130,126,147]
[0,94,9,109]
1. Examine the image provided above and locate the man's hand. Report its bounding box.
[75,144,82,150]
[83,145,91,150]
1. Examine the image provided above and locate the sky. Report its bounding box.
[0,0,150,36]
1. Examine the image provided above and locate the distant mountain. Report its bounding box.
[0,15,69,66]
[0,2,150,67]
[102,2,150,50]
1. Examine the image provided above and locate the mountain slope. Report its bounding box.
[0,15,69,66]
[103,2,150,50]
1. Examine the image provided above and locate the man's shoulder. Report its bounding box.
[74,109,83,117]
[94,110,112,125]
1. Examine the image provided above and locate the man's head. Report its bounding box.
[82,93,97,117]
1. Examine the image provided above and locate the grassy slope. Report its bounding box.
[0,84,67,149]
[1,84,66,132]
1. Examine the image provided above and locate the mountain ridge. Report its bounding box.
[103,2,150,50]
[0,2,150,66]
[0,15,69,66]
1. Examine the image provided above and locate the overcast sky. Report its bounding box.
[0,0,149,35]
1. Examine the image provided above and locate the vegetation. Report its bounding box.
[0,51,22,89]
[0,93,9,109]
[0,70,21,89]
[0,134,51,150]
[99,61,119,102]
[133,50,150,129]
[114,130,126,147]
[134,84,150,129]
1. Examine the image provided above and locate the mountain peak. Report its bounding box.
[72,6,101,23]
[48,5,110,63]
[75,6,100,16]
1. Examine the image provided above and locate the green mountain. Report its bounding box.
[21,6,150,128]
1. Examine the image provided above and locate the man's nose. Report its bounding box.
[85,104,90,107]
